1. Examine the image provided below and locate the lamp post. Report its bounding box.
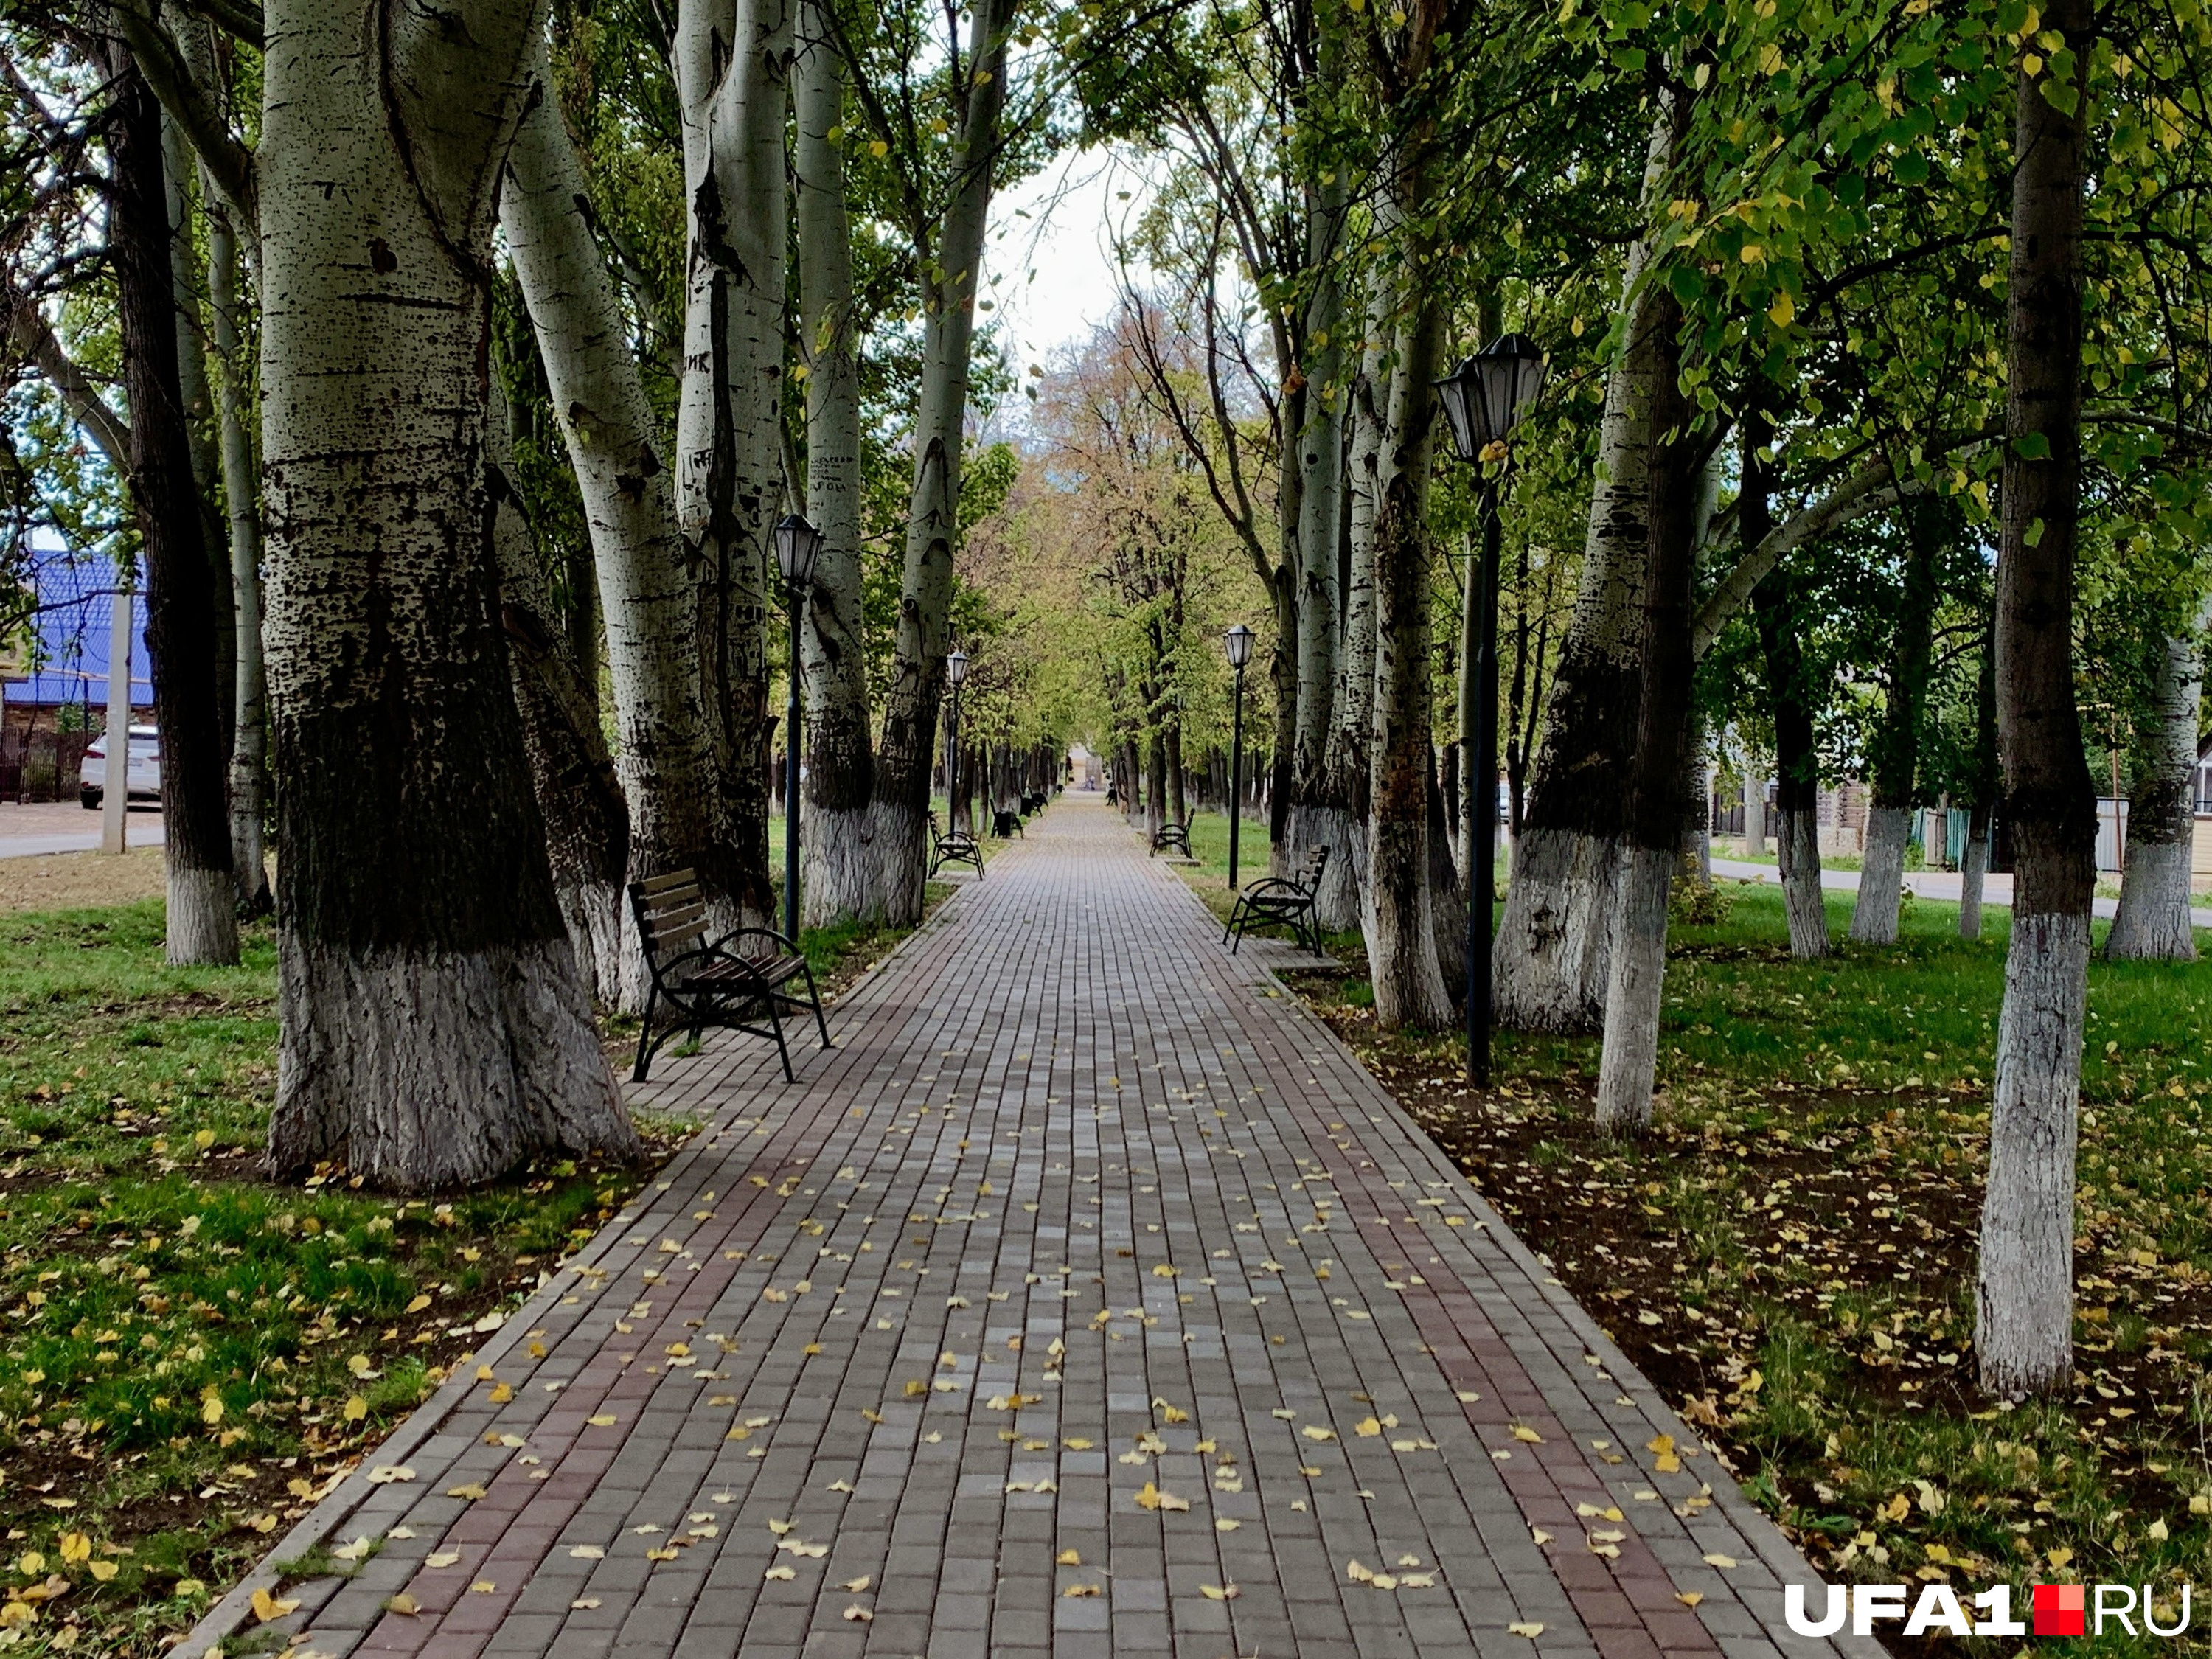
[1435,332,1549,1085]
[945,647,970,835]
[1223,623,1254,889]
[774,512,826,941]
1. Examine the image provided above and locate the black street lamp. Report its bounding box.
[945,647,970,835]
[774,512,826,942]
[1435,333,1549,1085]
[1223,623,1255,889]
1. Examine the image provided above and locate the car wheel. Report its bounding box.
[80,787,101,810]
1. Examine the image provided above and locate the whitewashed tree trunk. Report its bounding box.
[1595,845,1672,1133]
[793,0,874,929]
[1959,815,1989,939]
[674,0,791,928]
[1850,806,1910,944]
[1742,766,1765,854]
[2107,630,2201,960]
[864,0,1018,925]
[501,38,733,1006]
[1491,112,1673,1034]
[1978,913,2087,1389]
[1363,293,1452,1030]
[257,0,633,1189]
[205,197,271,916]
[111,49,237,968]
[1778,806,1829,957]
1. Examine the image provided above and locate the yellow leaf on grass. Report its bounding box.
[58,1535,89,1565]
[87,1560,118,1582]
[343,1396,368,1422]
[406,1294,432,1314]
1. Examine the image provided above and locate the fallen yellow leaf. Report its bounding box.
[249,1587,300,1623]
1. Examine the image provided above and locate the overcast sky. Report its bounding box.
[984,147,1154,392]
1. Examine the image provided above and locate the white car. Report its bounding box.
[80,725,160,810]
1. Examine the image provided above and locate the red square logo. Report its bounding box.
[2034,1584,2087,1637]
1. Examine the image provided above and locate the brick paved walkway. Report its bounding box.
[198,793,1863,1659]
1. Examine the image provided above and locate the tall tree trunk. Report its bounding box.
[1745,403,1828,959]
[1851,500,1941,943]
[1593,271,1695,1135]
[673,0,790,931]
[863,0,1017,923]
[1363,290,1452,1029]
[1961,613,1998,939]
[1321,267,1386,915]
[502,35,734,1008]
[257,0,633,1189]
[1490,110,1675,1033]
[793,0,874,928]
[2107,627,2201,959]
[1290,175,1352,925]
[204,194,271,916]
[488,389,630,1004]
[110,50,237,967]
[1978,0,2096,1397]
[1427,743,1467,1003]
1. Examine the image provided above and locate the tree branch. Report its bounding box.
[1689,458,1906,658]
[109,0,257,236]
[5,286,133,465]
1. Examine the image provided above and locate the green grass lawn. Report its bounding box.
[1278,872,2212,1652]
[0,883,944,1655]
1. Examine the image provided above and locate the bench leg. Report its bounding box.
[800,964,832,1049]
[765,997,795,1083]
[631,986,660,1082]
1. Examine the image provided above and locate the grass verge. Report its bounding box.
[1277,875,2212,1655]
[0,878,945,1655]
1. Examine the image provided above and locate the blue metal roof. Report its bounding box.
[2,531,151,710]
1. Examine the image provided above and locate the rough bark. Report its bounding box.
[205,196,271,916]
[793,0,874,928]
[1594,268,1695,1135]
[1491,109,1675,1033]
[1363,293,1452,1029]
[674,0,790,931]
[487,388,629,1005]
[1978,0,2096,1397]
[1747,407,1828,959]
[2107,629,2201,960]
[502,35,732,1005]
[109,48,237,967]
[1850,504,1940,943]
[256,0,633,1189]
[1427,745,1467,1003]
[863,0,1017,922]
[1961,615,1998,939]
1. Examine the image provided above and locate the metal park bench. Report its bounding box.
[992,808,1025,838]
[929,813,986,880]
[628,869,830,1083]
[1151,813,1194,859]
[1223,844,1330,956]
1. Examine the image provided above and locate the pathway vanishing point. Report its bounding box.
[189,793,1865,1659]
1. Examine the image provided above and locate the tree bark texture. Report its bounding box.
[110,49,237,967]
[1978,0,2095,1397]
[1490,113,1677,1034]
[206,196,271,916]
[503,37,733,1005]
[1594,276,1696,1135]
[793,0,875,928]
[861,0,1017,923]
[674,0,790,931]
[1850,503,1941,943]
[488,389,630,1006]
[1363,294,1452,1029]
[256,0,633,1189]
[1961,615,1999,939]
[2107,628,2200,960]
[1290,182,1351,925]
[1746,409,1828,959]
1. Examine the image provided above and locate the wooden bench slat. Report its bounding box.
[642,897,707,935]
[639,869,700,896]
